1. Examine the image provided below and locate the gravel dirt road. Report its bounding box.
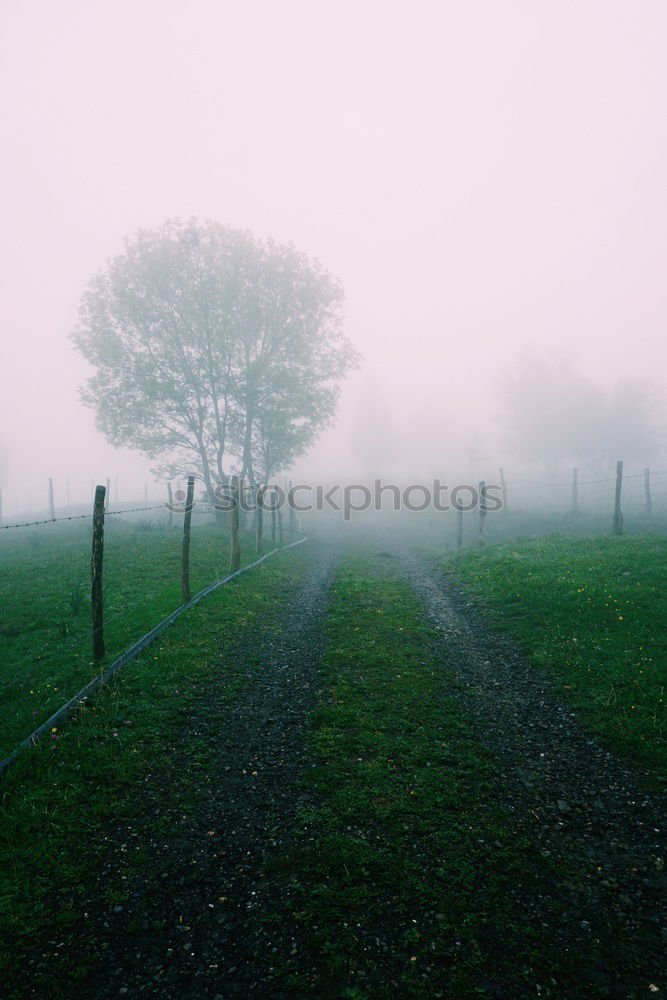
[399,549,666,998]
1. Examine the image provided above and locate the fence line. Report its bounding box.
[0,504,165,531]
[505,473,667,489]
[0,480,298,774]
[448,461,667,549]
[0,531,308,780]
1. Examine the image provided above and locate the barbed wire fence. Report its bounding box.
[453,463,667,548]
[0,478,300,772]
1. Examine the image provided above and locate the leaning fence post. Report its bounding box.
[181,475,195,602]
[48,477,55,520]
[256,487,264,552]
[91,484,106,660]
[612,460,624,535]
[230,475,241,572]
[644,467,652,514]
[571,467,578,514]
[478,480,487,545]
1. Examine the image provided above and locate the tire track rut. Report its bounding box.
[400,550,666,998]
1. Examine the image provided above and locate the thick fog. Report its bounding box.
[1,0,666,514]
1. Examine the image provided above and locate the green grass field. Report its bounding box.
[0,513,271,760]
[446,534,667,780]
[0,528,665,997]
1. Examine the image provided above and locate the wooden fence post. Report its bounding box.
[499,467,508,512]
[237,478,244,531]
[277,496,284,547]
[230,475,241,572]
[612,460,624,535]
[456,499,463,549]
[571,467,578,514]
[256,487,264,552]
[288,479,296,531]
[644,467,652,514]
[181,475,195,602]
[478,480,487,545]
[48,477,55,520]
[167,482,174,528]
[91,485,106,660]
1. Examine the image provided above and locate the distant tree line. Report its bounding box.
[500,354,664,475]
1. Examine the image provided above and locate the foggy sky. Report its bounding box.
[2,0,666,511]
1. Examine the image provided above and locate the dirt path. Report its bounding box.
[20,543,339,1000]
[399,550,666,997]
[13,538,666,999]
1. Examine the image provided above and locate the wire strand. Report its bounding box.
[0,504,166,530]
